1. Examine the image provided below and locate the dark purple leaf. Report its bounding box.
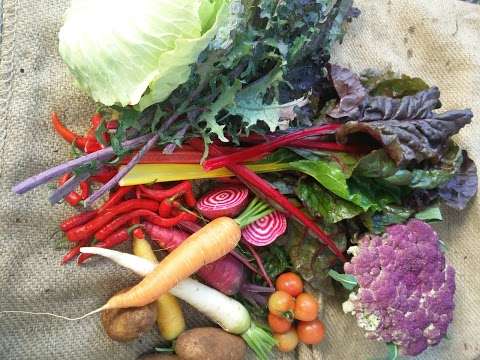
[439,151,478,210]
[327,64,367,119]
[336,109,473,166]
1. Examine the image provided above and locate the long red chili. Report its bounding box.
[58,174,82,206]
[139,181,192,201]
[84,113,104,153]
[79,181,90,200]
[147,212,197,228]
[77,227,131,264]
[94,209,157,241]
[97,186,133,214]
[159,198,175,217]
[61,238,91,265]
[66,199,158,242]
[60,210,97,232]
[51,112,87,149]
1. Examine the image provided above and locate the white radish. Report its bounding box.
[80,247,251,334]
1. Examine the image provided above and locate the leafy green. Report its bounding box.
[328,269,358,290]
[258,245,291,281]
[354,150,397,178]
[199,79,242,141]
[371,75,429,98]
[415,206,443,222]
[296,179,362,223]
[386,343,399,360]
[362,206,413,234]
[286,220,347,294]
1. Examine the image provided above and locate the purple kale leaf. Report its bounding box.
[438,151,478,210]
[343,219,455,356]
[336,109,473,166]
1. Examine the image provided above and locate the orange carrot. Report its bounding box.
[105,217,241,309]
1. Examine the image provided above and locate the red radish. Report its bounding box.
[242,211,287,247]
[144,222,245,295]
[196,185,250,220]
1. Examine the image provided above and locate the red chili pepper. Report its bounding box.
[139,181,193,202]
[97,186,133,214]
[94,209,157,241]
[90,167,118,184]
[66,199,159,242]
[83,113,106,153]
[79,181,90,200]
[60,210,97,232]
[147,212,197,228]
[159,198,175,217]
[77,228,130,264]
[133,227,145,239]
[51,112,87,149]
[58,174,82,206]
[61,238,91,265]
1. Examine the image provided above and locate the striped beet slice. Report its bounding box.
[196,185,250,219]
[242,211,287,247]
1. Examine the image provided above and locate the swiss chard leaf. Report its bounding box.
[296,178,362,223]
[370,74,429,98]
[414,206,443,222]
[354,149,397,178]
[328,269,357,290]
[257,245,291,280]
[362,205,413,234]
[439,151,478,210]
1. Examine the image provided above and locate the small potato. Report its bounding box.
[137,354,180,360]
[101,289,157,342]
[175,327,246,360]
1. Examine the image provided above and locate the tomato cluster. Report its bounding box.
[267,272,326,352]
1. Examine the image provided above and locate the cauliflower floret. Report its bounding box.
[343,219,455,357]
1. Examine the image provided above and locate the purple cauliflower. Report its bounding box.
[342,219,455,356]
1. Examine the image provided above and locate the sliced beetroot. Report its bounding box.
[242,211,287,247]
[196,185,250,219]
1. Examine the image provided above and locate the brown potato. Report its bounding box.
[101,289,157,342]
[137,354,180,360]
[175,327,246,360]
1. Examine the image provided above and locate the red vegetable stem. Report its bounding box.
[77,228,130,264]
[51,112,87,149]
[60,210,97,232]
[288,139,367,153]
[97,186,133,214]
[230,249,260,275]
[66,199,159,242]
[61,238,91,265]
[203,124,342,171]
[139,181,193,202]
[90,167,118,184]
[191,139,346,262]
[94,209,158,241]
[242,241,274,288]
[147,212,197,228]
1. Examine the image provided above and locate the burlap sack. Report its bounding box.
[0,0,478,359]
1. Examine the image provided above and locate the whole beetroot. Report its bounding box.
[342,219,455,356]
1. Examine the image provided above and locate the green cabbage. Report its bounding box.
[59,0,229,110]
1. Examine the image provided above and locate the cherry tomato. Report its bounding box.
[276,272,304,297]
[294,293,319,321]
[268,291,295,319]
[274,328,299,352]
[297,319,325,345]
[268,313,292,334]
